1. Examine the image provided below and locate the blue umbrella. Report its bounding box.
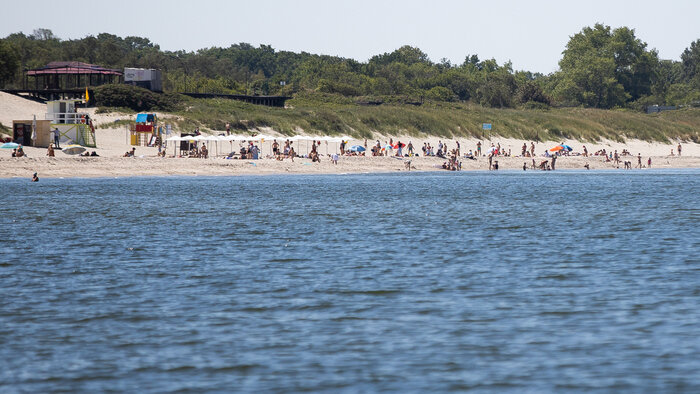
[561,144,573,151]
[1,142,20,149]
[349,145,365,152]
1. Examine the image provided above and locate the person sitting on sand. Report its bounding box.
[91,151,99,157]
[47,144,55,157]
[16,146,25,158]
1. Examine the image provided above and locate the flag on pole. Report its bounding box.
[85,87,89,102]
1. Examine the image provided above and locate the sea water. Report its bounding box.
[1,170,699,392]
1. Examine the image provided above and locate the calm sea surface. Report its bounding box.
[1,170,699,392]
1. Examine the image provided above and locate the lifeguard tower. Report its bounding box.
[129,113,160,146]
[45,99,96,147]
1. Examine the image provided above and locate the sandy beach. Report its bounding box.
[2,92,699,178]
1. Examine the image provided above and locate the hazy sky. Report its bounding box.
[2,0,699,73]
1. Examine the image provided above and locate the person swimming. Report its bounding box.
[31,173,39,182]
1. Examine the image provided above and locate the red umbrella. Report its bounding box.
[393,143,406,149]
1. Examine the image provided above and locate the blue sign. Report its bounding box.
[482,123,492,130]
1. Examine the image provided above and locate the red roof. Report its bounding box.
[26,61,122,76]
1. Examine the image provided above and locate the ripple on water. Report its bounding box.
[0,172,699,391]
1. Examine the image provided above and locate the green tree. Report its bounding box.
[681,39,700,87]
[556,24,658,108]
[0,41,20,86]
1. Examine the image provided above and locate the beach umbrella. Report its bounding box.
[549,145,564,152]
[488,146,498,154]
[166,135,182,156]
[393,142,406,149]
[561,144,573,151]
[1,142,20,149]
[62,144,86,155]
[349,145,365,152]
[204,135,219,157]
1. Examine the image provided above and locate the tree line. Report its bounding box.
[0,24,699,110]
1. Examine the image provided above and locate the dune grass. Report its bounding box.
[0,122,9,136]
[103,93,700,143]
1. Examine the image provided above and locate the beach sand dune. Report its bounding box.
[2,92,698,178]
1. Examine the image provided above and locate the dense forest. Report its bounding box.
[0,24,699,111]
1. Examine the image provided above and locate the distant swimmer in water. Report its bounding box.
[31,172,39,182]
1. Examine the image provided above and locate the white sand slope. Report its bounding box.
[0,92,46,127]
[1,91,699,178]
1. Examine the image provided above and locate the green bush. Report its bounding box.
[425,86,457,102]
[94,84,182,112]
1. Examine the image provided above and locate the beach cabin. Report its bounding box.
[45,99,96,147]
[11,119,52,147]
[124,68,162,92]
[129,113,160,146]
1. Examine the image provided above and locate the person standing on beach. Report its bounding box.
[488,153,493,170]
[678,143,682,156]
[530,142,535,157]
[407,141,414,156]
[522,143,527,156]
[648,157,652,168]
[551,155,557,170]
[225,122,230,135]
[477,141,482,156]
[52,128,60,148]
[583,145,588,157]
